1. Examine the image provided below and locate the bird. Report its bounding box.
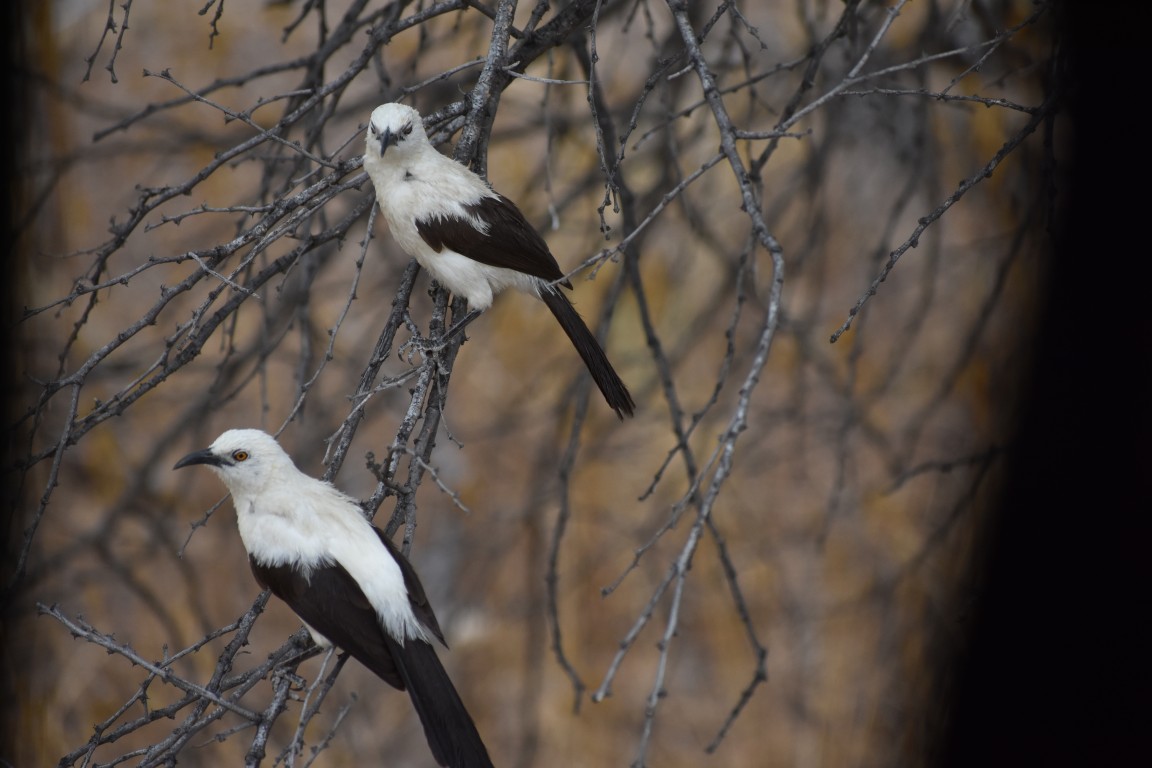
[362,102,635,419]
[174,428,493,768]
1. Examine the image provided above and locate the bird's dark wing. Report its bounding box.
[251,556,407,689]
[251,553,493,767]
[371,525,447,646]
[416,194,572,287]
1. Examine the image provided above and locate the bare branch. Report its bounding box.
[10,1,1059,764]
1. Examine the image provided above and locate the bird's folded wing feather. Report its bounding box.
[416,195,572,287]
[251,556,410,689]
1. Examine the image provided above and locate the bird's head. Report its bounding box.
[365,103,427,160]
[174,428,296,498]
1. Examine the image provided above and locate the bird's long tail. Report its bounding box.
[540,288,635,418]
[386,635,494,768]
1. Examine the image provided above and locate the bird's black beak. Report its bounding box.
[174,448,223,470]
[378,128,398,157]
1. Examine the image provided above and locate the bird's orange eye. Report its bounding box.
[232,450,249,462]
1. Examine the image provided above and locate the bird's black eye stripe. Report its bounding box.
[401,123,413,137]
[232,450,249,462]
[369,124,377,136]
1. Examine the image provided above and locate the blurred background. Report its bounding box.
[4,1,1065,766]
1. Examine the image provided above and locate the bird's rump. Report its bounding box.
[371,526,446,646]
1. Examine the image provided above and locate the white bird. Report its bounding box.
[363,102,635,419]
[174,428,493,768]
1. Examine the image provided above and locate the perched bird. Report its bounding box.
[174,428,493,768]
[363,102,635,419]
